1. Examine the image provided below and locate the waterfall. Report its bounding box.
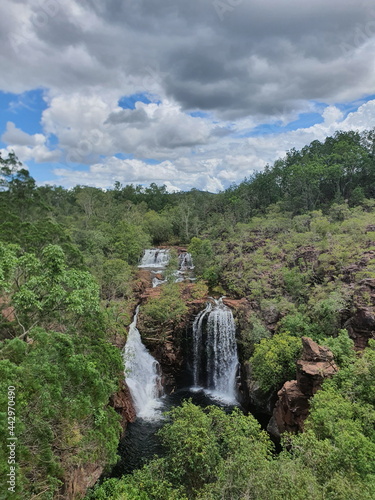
[124,307,163,419]
[152,276,167,288]
[178,252,194,270]
[138,249,170,268]
[192,298,239,401]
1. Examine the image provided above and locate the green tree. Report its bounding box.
[250,332,303,392]
[0,243,100,335]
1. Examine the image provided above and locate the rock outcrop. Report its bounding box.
[268,337,338,438]
[110,379,137,432]
[62,463,103,500]
[344,277,375,350]
[222,297,249,309]
[345,307,375,350]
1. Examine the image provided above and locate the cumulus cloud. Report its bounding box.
[1,122,60,163]
[51,157,224,192]
[48,98,375,191]
[1,0,375,191]
[2,122,45,147]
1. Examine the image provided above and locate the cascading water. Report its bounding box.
[178,252,194,270]
[192,298,239,401]
[123,307,163,420]
[138,249,170,268]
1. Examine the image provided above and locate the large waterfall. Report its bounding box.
[123,307,163,419]
[192,298,239,401]
[138,249,170,268]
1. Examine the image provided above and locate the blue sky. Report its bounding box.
[1,0,375,192]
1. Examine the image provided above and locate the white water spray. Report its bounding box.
[124,307,163,419]
[192,298,239,401]
[138,249,170,268]
[178,252,194,270]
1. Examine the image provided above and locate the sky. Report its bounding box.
[1,0,375,192]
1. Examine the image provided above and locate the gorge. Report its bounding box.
[114,249,243,476]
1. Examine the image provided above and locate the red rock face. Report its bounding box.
[110,379,137,431]
[222,297,249,309]
[63,463,103,500]
[269,337,338,437]
[273,380,310,434]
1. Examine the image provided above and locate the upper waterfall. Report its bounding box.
[192,297,239,402]
[138,249,170,268]
[123,307,163,420]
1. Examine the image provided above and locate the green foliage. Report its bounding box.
[0,243,100,333]
[100,258,132,300]
[158,401,223,494]
[144,210,174,244]
[277,311,314,337]
[282,267,311,301]
[112,221,151,264]
[88,391,375,499]
[322,329,356,368]
[2,136,375,499]
[309,289,347,338]
[0,330,123,498]
[188,237,215,280]
[238,315,271,359]
[87,460,187,500]
[141,283,188,325]
[250,332,303,392]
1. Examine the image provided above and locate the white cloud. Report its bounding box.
[44,98,375,191]
[2,122,45,147]
[1,122,60,163]
[40,93,218,163]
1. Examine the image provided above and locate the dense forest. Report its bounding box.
[1,129,375,499]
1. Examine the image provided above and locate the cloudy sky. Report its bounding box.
[1,0,375,192]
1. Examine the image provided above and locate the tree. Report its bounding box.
[250,332,303,392]
[0,243,100,335]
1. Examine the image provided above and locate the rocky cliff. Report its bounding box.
[268,337,338,438]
